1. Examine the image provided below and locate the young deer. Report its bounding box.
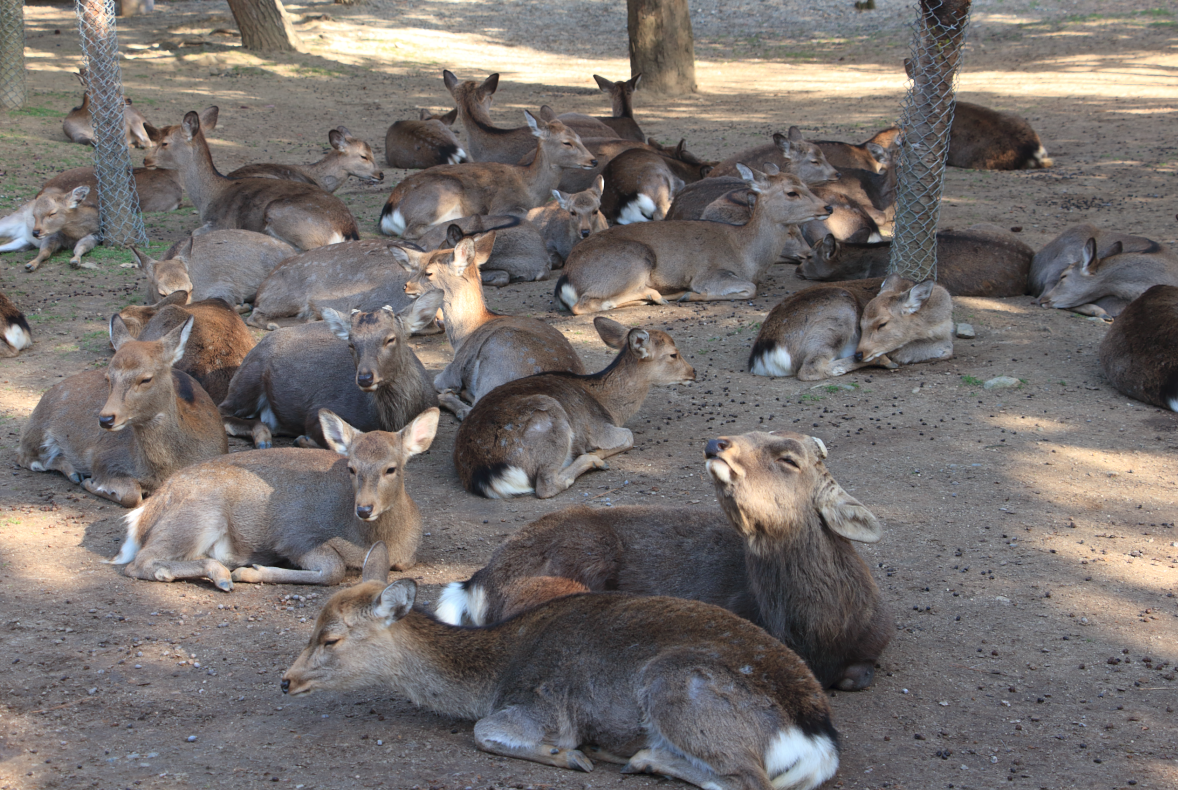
[147,108,359,250]
[440,430,891,691]
[282,545,840,790]
[19,316,227,507]
[707,128,841,184]
[0,289,32,357]
[116,291,256,404]
[454,317,694,498]
[814,127,901,174]
[414,215,551,285]
[109,408,439,590]
[525,177,608,266]
[133,231,296,308]
[221,297,440,449]
[1031,223,1167,298]
[599,139,716,224]
[399,234,585,420]
[1038,237,1178,319]
[63,69,151,149]
[227,127,384,192]
[749,275,953,380]
[588,73,644,142]
[385,108,468,169]
[444,71,578,164]
[1099,285,1178,411]
[42,165,184,213]
[556,165,830,314]
[25,186,100,272]
[378,111,596,240]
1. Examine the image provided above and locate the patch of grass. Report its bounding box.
[961,375,983,387]
[9,106,66,118]
[80,331,109,353]
[800,393,822,403]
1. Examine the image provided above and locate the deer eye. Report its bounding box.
[385,466,397,475]
[138,376,153,386]
[669,353,678,359]
[347,466,356,475]
[877,321,889,330]
[786,191,799,197]
[778,456,800,469]
[384,336,397,346]
[322,638,340,648]
[564,141,573,147]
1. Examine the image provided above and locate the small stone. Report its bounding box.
[955,323,975,338]
[984,376,1022,390]
[187,735,196,742]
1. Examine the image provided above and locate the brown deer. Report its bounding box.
[414,215,551,285]
[556,165,830,313]
[399,233,586,420]
[221,298,440,449]
[41,165,184,213]
[1099,285,1178,412]
[599,139,716,224]
[282,544,840,790]
[662,181,814,264]
[0,290,32,357]
[132,230,295,308]
[63,69,151,149]
[146,108,360,250]
[454,317,694,498]
[525,177,608,265]
[949,101,1053,170]
[749,275,953,380]
[1031,223,1166,297]
[227,127,384,192]
[379,111,596,240]
[1038,237,1178,319]
[587,73,644,142]
[707,128,841,184]
[814,127,901,174]
[25,186,100,272]
[443,71,549,164]
[19,316,227,507]
[109,408,438,589]
[384,108,468,168]
[439,430,891,691]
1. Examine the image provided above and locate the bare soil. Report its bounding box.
[2,2,1177,789]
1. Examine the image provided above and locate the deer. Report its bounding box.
[813,127,901,174]
[145,107,360,250]
[949,101,1053,170]
[414,215,551,285]
[132,230,296,308]
[220,297,441,449]
[1099,285,1178,412]
[1030,223,1166,297]
[19,316,227,507]
[556,165,831,314]
[107,408,438,589]
[454,317,694,499]
[282,543,840,790]
[24,186,100,272]
[599,139,716,224]
[1037,237,1178,320]
[518,132,650,195]
[586,73,644,142]
[398,233,586,420]
[0,290,32,357]
[438,430,891,691]
[63,69,151,149]
[227,127,385,192]
[799,224,1033,297]
[379,111,597,240]
[384,108,468,169]
[525,176,608,266]
[42,165,184,213]
[749,275,953,380]
[116,291,256,404]
[707,128,841,184]
[443,70,552,165]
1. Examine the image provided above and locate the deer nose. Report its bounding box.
[356,371,375,389]
[31,229,41,238]
[580,229,591,238]
[356,504,374,520]
[589,159,599,167]
[98,414,116,430]
[823,205,833,214]
[280,678,290,694]
[854,351,864,362]
[704,439,730,459]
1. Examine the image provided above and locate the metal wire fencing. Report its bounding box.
[76,0,147,249]
[0,0,25,110]
[888,0,972,283]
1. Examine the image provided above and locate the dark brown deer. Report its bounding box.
[1098,285,1178,412]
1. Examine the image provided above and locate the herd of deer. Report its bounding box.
[2,67,1177,790]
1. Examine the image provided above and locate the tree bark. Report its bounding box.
[226,0,303,52]
[627,0,696,95]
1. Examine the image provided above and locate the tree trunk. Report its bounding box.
[226,0,303,52]
[627,0,696,95]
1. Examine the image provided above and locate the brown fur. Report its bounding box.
[63,70,150,149]
[25,186,100,272]
[41,166,183,213]
[414,215,551,285]
[589,73,644,142]
[706,127,840,184]
[1031,223,1167,297]
[227,127,383,193]
[442,71,550,164]
[385,108,467,169]
[1098,285,1178,411]
[599,139,716,223]
[948,101,1052,170]
[0,289,32,357]
[525,177,609,265]
[133,230,296,307]
[1038,236,1178,320]
[813,127,901,174]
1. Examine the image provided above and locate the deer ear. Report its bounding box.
[130,246,155,272]
[199,106,219,133]
[400,407,439,457]
[539,105,557,122]
[772,132,793,159]
[524,110,545,138]
[1106,240,1123,258]
[788,126,804,143]
[68,186,90,208]
[155,290,189,309]
[592,174,605,196]
[373,579,416,624]
[903,57,915,79]
[735,164,762,192]
[865,142,888,166]
[628,328,652,359]
[819,234,837,259]
[553,190,571,210]
[439,107,458,125]
[442,69,459,91]
[593,316,630,349]
[328,128,346,151]
[481,73,500,94]
[451,238,477,276]
[318,408,359,455]
[816,478,882,543]
[182,111,201,141]
[401,289,442,334]
[762,162,780,176]
[1080,238,1097,273]
[472,230,496,265]
[901,280,937,315]
[361,542,390,583]
[321,308,352,341]
[388,245,418,272]
[159,315,193,366]
[629,73,642,90]
[880,273,906,294]
[109,314,133,350]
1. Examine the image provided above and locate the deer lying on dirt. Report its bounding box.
[749,275,953,380]
[707,128,841,183]
[525,177,608,265]
[1099,285,1178,412]
[1037,237,1178,319]
[557,165,830,314]
[380,111,596,240]
[109,408,439,589]
[949,102,1052,170]
[63,69,151,149]
[799,224,1033,297]
[443,71,557,164]
[586,73,644,142]
[116,291,256,404]
[0,290,32,358]
[385,108,468,168]
[599,139,715,224]
[814,127,901,174]
[41,165,184,213]
[227,127,384,192]
[399,233,586,420]
[25,186,100,272]
[439,430,890,691]
[414,215,551,285]
[1030,223,1166,297]
[282,544,840,790]
[19,316,227,507]
[221,298,440,449]
[147,107,359,250]
[133,231,296,308]
[454,317,694,498]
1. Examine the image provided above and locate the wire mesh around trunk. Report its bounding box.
[888,0,972,283]
[75,0,147,249]
[0,0,26,110]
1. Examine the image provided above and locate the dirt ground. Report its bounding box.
[2,1,1177,789]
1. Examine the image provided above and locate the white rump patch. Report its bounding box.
[381,208,407,237]
[449,148,468,165]
[617,194,656,225]
[256,393,278,431]
[436,582,489,626]
[866,231,883,243]
[750,345,793,378]
[765,726,839,790]
[326,232,345,246]
[1034,145,1054,168]
[105,506,147,565]
[4,320,31,351]
[487,465,533,499]
[557,282,579,311]
[1168,395,1177,413]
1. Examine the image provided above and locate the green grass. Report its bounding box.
[9,106,66,118]
[961,375,983,387]
[800,393,822,403]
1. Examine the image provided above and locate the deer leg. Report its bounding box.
[481,270,511,287]
[222,414,273,449]
[827,353,897,378]
[473,707,594,772]
[572,288,668,315]
[1070,303,1114,322]
[43,453,82,484]
[25,235,63,272]
[837,662,876,691]
[437,390,472,421]
[82,475,143,508]
[231,544,347,586]
[680,270,757,302]
[69,234,101,269]
[245,309,279,331]
[535,453,609,499]
[623,748,747,790]
[584,746,631,765]
[126,558,235,591]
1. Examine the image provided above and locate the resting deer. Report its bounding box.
[599,139,716,224]
[1031,224,1168,298]
[708,128,840,183]
[227,127,384,192]
[526,177,608,265]
[25,186,100,272]
[414,215,551,285]
[109,408,438,590]
[385,108,468,168]
[133,230,296,308]
[63,69,150,149]
[814,127,901,174]
[586,73,644,142]
[1038,237,1178,319]
[42,165,183,213]
[454,317,694,498]
[19,316,227,507]
[949,101,1052,170]
[1099,285,1178,411]
[282,543,840,790]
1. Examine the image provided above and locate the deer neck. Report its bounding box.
[440,278,496,349]
[520,142,565,207]
[179,132,229,217]
[302,154,345,193]
[455,97,506,161]
[732,195,791,279]
[129,385,191,483]
[579,352,651,426]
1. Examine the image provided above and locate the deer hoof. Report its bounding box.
[215,578,234,592]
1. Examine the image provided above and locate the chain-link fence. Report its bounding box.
[76,0,147,248]
[888,0,972,283]
[0,0,26,110]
